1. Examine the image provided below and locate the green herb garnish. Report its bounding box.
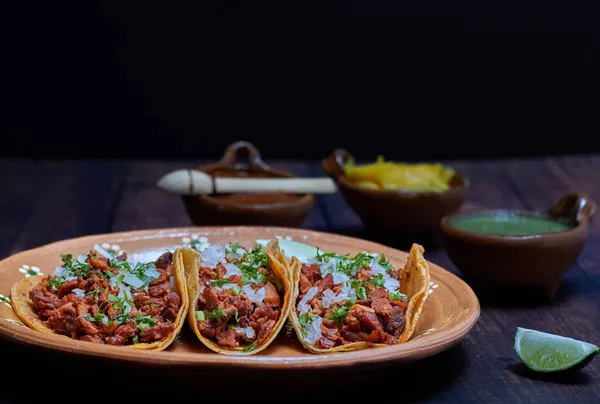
[298,312,315,337]
[204,306,228,323]
[349,279,367,300]
[366,273,385,288]
[379,254,394,272]
[132,335,139,344]
[327,299,357,324]
[242,341,257,352]
[389,291,407,301]
[48,276,66,289]
[225,242,241,256]
[131,314,157,332]
[210,278,232,287]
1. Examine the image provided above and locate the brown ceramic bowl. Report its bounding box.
[182,141,314,227]
[322,149,468,235]
[440,193,596,299]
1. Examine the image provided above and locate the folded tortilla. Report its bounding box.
[288,243,431,353]
[10,247,191,351]
[185,238,294,355]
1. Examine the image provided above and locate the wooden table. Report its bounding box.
[1,156,599,403]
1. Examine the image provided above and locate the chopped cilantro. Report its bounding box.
[255,273,268,284]
[204,306,228,323]
[231,285,241,296]
[60,254,73,267]
[77,313,94,322]
[132,335,139,344]
[349,279,367,300]
[238,248,269,284]
[195,311,205,321]
[210,278,232,287]
[298,312,315,337]
[327,299,356,324]
[379,254,394,272]
[131,315,157,332]
[225,242,241,256]
[48,276,66,289]
[389,291,407,301]
[242,341,257,352]
[366,273,385,288]
[85,288,101,298]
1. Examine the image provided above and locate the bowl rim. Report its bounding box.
[440,208,587,244]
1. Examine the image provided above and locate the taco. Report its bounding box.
[184,238,294,355]
[288,243,430,353]
[10,245,191,350]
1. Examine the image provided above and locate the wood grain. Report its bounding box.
[0,157,599,403]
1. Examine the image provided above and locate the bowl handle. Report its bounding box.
[219,141,270,172]
[322,148,353,180]
[548,192,596,226]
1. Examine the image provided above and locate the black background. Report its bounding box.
[4,2,599,161]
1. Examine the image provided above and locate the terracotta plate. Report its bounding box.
[0,226,479,369]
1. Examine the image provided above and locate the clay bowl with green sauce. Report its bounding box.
[440,193,596,299]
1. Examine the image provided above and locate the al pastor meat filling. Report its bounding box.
[295,250,408,349]
[193,243,284,351]
[28,245,181,345]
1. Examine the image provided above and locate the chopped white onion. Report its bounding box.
[77,254,88,264]
[201,244,226,268]
[235,326,256,339]
[65,275,77,282]
[321,284,356,308]
[225,243,245,260]
[93,243,113,259]
[122,274,144,289]
[369,261,387,276]
[297,286,318,314]
[304,316,323,346]
[101,316,109,325]
[71,288,85,297]
[224,263,242,277]
[118,285,132,300]
[331,271,350,286]
[383,275,400,292]
[123,301,132,315]
[53,266,65,276]
[241,284,266,305]
[144,266,161,279]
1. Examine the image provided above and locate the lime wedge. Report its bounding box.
[255,238,318,263]
[514,327,599,373]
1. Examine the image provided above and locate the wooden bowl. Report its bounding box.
[440,193,596,299]
[182,141,314,227]
[322,149,468,235]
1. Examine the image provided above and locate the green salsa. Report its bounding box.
[451,212,573,236]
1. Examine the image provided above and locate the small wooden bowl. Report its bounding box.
[182,141,314,227]
[440,193,596,299]
[322,149,468,235]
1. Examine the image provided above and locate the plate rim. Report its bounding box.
[0,225,480,369]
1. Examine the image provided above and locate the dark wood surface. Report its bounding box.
[1,156,599,403]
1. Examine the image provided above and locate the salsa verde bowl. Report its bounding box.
[440,193,595,299]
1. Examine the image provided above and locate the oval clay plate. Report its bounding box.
[0,226,479,370]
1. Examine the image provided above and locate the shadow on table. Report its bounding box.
[507,363,593,385]
[0,338,468,403]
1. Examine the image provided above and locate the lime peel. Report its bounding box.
[514,327,600,373]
